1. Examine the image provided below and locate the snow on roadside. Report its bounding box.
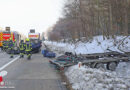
[65,65,130,90]
[116,62,130,78]
[44,36,130,54]
[44,36,130,90]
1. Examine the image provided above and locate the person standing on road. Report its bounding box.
[6,39,9,51]
[2,39,6,51]
[19,40,25,58]
[8,38,15,58]
[25,38,32,60]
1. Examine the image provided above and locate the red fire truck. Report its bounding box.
[0,27,16,48]
[0,31,15,48]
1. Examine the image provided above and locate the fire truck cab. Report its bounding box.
[0,27,15,48]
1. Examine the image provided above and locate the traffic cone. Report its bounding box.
[78,62,82,68]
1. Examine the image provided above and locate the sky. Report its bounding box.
[0,0,64,36]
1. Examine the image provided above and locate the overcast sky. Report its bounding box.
[0,0,64,36]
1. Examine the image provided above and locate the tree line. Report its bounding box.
[46,0,130,41]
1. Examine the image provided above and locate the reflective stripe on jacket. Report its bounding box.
[25,42,32,51]
[19,43,25,50]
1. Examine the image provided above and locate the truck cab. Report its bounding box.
[0,27,15,48]
[28,29,42,53]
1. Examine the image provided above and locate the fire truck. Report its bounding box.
[0,27,21,54]
[0,27,15,48]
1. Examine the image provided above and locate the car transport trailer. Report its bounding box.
[50,52,130,71]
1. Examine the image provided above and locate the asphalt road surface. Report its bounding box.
[0,49,67,90]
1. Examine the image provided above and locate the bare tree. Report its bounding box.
[46,0,130,41]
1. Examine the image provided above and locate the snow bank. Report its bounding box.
[44,36,130,54]
[116,62,130,78]
[44,36,130,90]
[66,65,130,90]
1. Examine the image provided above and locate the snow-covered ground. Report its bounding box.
[44,36,130,90]
[45,36,130,54]
[66,65,130,90]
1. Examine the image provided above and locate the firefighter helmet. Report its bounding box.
[9,38,12,40]
[26,38,30,42]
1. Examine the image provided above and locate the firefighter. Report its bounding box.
[19,40,25,58]
[6,39,9,50]
[25,38,32,60]
[2,39,6,51]
[8,38,15,58]
[5,39,9,51]
[14,39,17,46]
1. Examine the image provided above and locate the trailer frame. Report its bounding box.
[50,52,130,71]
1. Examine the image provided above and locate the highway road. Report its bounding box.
[0,49,67,90]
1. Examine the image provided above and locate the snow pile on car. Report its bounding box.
[65,65,130,90]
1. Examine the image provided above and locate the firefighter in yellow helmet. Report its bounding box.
[25,38,32,60]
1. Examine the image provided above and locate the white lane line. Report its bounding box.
[0,56,20,71]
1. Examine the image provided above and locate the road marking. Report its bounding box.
[0,56,20,71]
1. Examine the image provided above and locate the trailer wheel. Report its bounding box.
[95,63,104,69]
[107,62,117,71]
